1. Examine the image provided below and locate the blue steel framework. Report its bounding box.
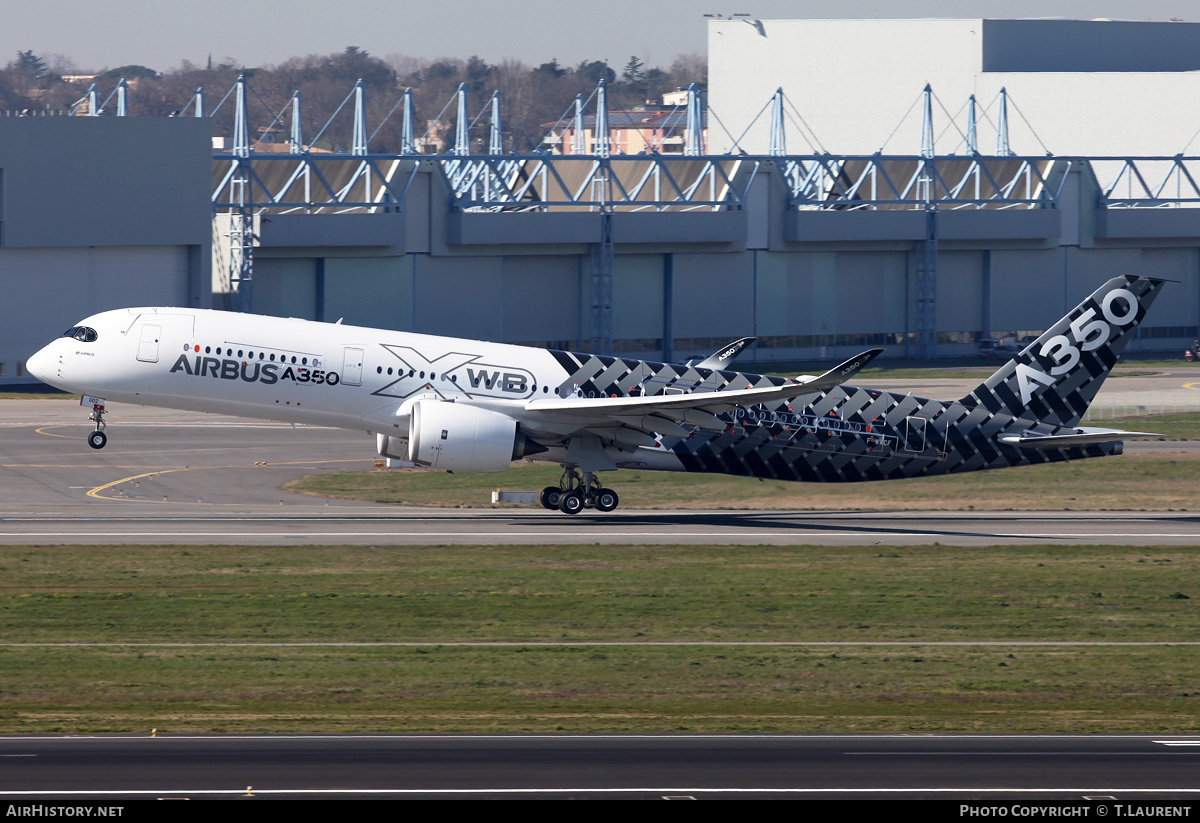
[199,77,1200,355]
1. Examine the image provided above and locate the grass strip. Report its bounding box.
[3,544,1198,643]
[1,543,1197,734]
[2,644,1197,735]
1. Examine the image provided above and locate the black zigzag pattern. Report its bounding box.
[546,277,1162,483]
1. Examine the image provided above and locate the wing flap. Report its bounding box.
[610,414,690,438]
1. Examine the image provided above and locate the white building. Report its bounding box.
[708,17,1200,157]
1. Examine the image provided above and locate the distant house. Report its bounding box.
[542,101,707,155]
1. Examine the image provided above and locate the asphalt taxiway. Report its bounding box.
[1,396,1197,547]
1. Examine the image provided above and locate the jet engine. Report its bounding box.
[406,399,544,472]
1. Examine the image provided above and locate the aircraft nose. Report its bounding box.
[25,344,55,385]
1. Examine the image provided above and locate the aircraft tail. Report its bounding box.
[960,275,1167,428]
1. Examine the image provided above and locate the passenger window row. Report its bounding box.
[189,344,315,366]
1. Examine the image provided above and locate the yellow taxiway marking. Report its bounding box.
[85,459,367,503]
[86,469,191,500]
[33,426,81,439]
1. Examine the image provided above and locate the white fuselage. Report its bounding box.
[31,308,566,431]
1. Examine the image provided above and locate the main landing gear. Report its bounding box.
[540,465,620,515]
[87,403,108,450]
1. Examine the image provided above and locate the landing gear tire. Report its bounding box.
[594,488,619,512]
[539,487,562,510]
[87,431,107,450]
[558,489,585,515]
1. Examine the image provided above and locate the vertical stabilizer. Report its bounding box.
[961,276,1166,427]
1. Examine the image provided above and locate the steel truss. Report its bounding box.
[1096,157,1200,207]
[212,155,423,215]
[441,155,759,212]
[782,155,1068,210]
[214,154,1200,214]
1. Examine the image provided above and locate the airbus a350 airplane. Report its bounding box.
[26,275,1165,514]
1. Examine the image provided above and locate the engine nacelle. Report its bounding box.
[407,400,531,472]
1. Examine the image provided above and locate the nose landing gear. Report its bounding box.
[85,397,108,449]
[540,465,620,515]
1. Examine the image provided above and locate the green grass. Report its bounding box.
[3,645,1196,734]
[3,544,1197,643]
[0,544,1197,734]
[1099,411,1200,439]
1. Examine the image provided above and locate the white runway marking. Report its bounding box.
[0,787,1198,796]
[3,641,1198,647]
[2,531,1197,539]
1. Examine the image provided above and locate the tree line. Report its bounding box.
[0,47,707,153]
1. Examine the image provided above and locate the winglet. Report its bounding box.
[694,337,757,370]
[792,348,884,394]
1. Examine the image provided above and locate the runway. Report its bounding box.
[1,398,1198,546]
[4,510,1200,546]
[2,734,1200,799]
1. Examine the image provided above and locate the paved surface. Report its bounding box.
[2,391,1199,801]
[0,385,1197,547]
[2,734,1200,799]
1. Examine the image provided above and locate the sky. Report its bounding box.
[4,0,1198,74]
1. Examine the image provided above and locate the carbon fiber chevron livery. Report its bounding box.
[29,276,1168,515]
[545,276,1165,483]
[964,275,1164,428]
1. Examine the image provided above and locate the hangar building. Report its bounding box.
[0,117,210,384]
[3,17,1200,386]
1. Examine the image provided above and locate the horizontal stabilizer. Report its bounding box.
[997,427,1162,449]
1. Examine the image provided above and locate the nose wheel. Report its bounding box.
[539,466,620,514]
[87,430,107,450]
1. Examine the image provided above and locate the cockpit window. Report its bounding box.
[62,326,98,343]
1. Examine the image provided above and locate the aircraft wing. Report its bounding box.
[522,348,882,436]
[997,427,1162,449]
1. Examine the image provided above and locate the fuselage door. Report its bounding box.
[902,416,927,453]
[136,324,162,363]
[342,347,364,386]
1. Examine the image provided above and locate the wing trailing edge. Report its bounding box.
[525,348,883,417]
